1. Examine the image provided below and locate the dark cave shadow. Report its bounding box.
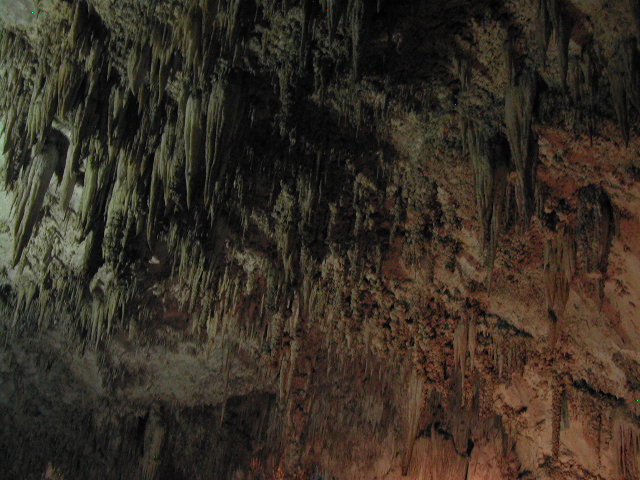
[363,0,506,87]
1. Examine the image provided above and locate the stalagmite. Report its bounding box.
[12,143,59,266]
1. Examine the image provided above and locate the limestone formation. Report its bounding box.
[0,1,639,479]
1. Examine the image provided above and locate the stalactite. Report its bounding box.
[535,0,552,64]
[609,38,640,145]
[27,79,58,150]
[569,43,598,139]
[609,68,629,145]
[505,68,538,226]
[631,0,640,39]
[320,0,346,41]
[348,0,366,80]
[141,408,165,480]
[220,0,243,51]
[58,125,82,211]
[182,7,203,76]
[551,380,562,458]
[463,120,509,282]
[613,417,640,480]
[12,143,59,266]
[103,154,139,268]
[576,185,614,275]
[56,59,83,119]
[150,24,174,106]
[560,389,570,429]
[127,41,151,107]
[401,370,424,475]
[184,93,203,209]
[621,39,640,118]
[299,0,312,67]
[536,0,573,85]
[544,227,575,318]
[79,147,115,237]
[204,79,243,210]
[68,1,89,51]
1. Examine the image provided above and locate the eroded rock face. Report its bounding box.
[1,0,640,479]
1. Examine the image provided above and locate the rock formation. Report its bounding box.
[0,0,640,479]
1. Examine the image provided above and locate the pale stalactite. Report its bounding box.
[11,143,58,266]
[204,79,243,212]
[58,129,82,211]
[127,41,152,109]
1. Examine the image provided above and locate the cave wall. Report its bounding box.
[1,0,640,479]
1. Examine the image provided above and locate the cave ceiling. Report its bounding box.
[1,0,640,479]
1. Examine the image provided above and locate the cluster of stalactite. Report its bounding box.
[457,0,632,309]
[2,0,640,478]
[614,416,640,480]
[537,0,640,145]
[0,0,400,350]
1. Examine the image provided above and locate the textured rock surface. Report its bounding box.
[1,0,640,479]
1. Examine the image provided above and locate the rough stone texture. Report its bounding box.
[0,0,640,479]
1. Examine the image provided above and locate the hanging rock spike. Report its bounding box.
[505,68,538,226]
[12,143,59,266]
[184,93,203,210]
